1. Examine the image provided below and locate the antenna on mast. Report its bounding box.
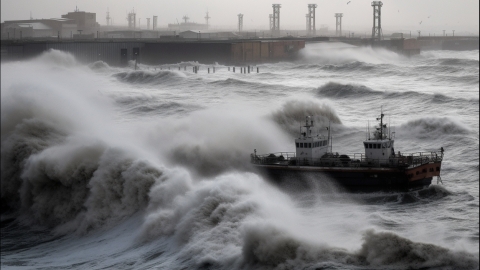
[204,11,210,28]
[106,7,111,26]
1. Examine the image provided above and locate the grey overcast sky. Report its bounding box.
[1,0,479,35]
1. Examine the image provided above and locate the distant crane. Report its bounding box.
[182,15,189,23]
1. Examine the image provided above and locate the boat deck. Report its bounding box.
[251,151,443,170]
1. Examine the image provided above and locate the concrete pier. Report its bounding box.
[0,39,305,66]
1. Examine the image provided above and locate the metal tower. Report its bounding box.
[182,15,189,23]
[335,13,343,36]
[147,18,151,29]
[371,1,383,41]
[205,12,211,29]
[307,4,317,36]
[153,16,158,30]
[127,9,136,29]
[238,14,243,32]
[272,4,281,35]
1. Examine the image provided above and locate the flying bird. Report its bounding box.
[347,1,351,4]
[419,21,422,24]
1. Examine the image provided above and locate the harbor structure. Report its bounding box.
[306,4,317,36]
[335,13,343,36]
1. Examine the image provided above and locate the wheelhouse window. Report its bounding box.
[309,143,312,148]
[296,143,299,148]
[300,143,303,148]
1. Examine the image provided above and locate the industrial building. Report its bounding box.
[1,8,98,39]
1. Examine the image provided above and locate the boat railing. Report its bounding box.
[251,151,443,168]
[251,152,296,165]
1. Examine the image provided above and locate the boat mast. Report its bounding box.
[328,121,332,152]
[380,107,383,140]
[368,120,370,140]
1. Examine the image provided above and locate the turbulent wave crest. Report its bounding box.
[399,117,470,139]
[162,109,290,177]
[1,56,166,234]
[271,99,342,136]
[1,119,67,213]
[357,230,478,269]
[115,95,203,116]
[316,82,380,98]
[438,58,479,67]
[114,70,187,85]
[33,49,78,67]
[241,227,478,269]
[1,115,163,234]
[88,60,111,71]
[299,42,404,65]
[317,81,477,105]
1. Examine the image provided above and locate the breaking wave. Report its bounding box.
[271,99,342,136]
[210,78,268,88]
[316,82,380,98]
[399,117,471,139]
[299,42,404,65]
[438,58,479,67]
[316,82,479,104]
[241,228,479,269]
[32,49,78,68]
[88,60,112,71]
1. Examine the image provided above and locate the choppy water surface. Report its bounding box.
[1,43,478,269]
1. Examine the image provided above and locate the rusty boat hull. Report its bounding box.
[253,161,442,190]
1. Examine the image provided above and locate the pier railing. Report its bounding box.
[251,151,443,169]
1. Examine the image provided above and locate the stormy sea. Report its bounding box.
[1,43,478,270]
